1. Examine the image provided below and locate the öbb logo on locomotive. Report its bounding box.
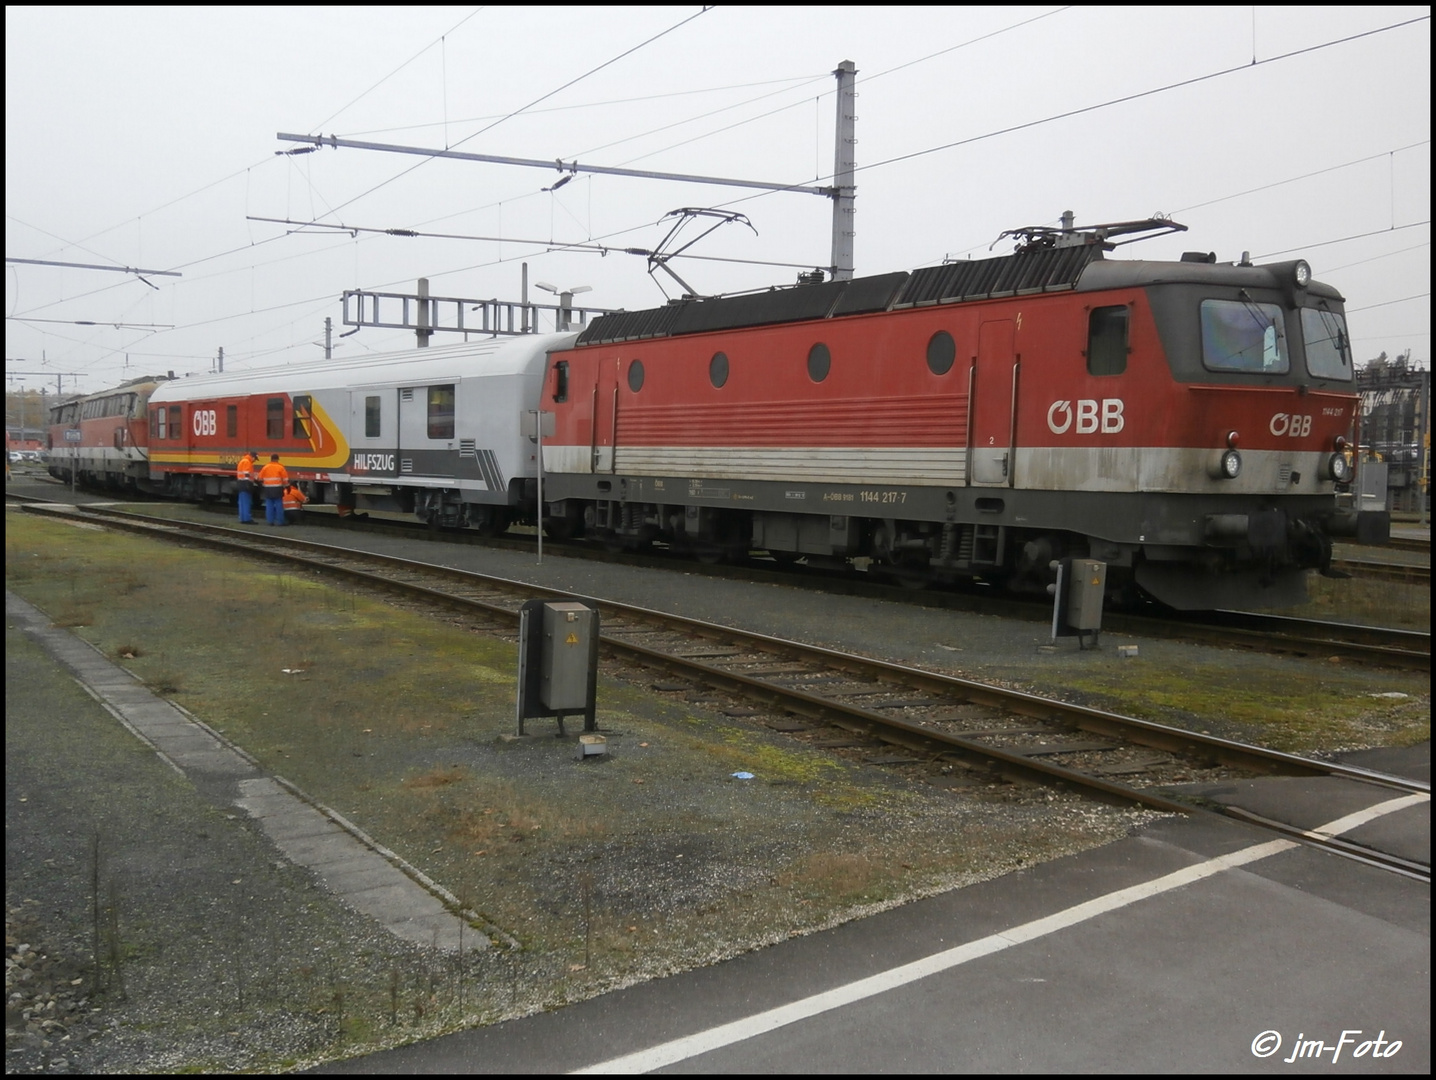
[50,220,1388,612]
[1269,413,1313,438]
[1046,398,1125,435]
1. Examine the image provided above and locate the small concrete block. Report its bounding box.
[1117,644,1139,658]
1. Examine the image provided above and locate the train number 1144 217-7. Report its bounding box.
[860,489,906,504]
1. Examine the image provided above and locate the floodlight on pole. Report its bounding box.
[533,282,592,331]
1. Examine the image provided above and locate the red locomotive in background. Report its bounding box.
[49,218,1385,610]
[45,376,167,492]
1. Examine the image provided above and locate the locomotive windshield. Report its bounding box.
[1300,307,1353,381]
[1199,298,1288,373]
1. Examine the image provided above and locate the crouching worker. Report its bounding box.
[283,482,308,525]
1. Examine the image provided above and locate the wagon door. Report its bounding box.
[347,391,397,478]
[395,384,458,481]
[591,356,620,473]
[970,320,1018,486]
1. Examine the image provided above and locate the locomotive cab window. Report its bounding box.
[1200,299,1288,373]
[266,398,284,439]
[552,361,569,403]
[292,395,312,439]
[428,385,455,439]
[365,396,382,438]
[153,408,165,440]
[1301,308,1353,381]
[1086,306,1128,376]
[168,406,181,439]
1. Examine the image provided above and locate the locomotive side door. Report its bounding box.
[970,319,1017,486]
[591,355,620,473]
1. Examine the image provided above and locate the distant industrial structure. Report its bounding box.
[1357,350,1429,517]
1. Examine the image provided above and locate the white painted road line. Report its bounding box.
[574,794,1428,1074]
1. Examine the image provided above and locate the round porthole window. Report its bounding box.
[807,342,831,383]
[627,359,645,393]
[710,351,729,389]
[926,330,955,376]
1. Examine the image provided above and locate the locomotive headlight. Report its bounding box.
[1293,260,1311,289]
[1221,449,1242,479]
[1327,451,1352,483]
[1208,447,1243,480]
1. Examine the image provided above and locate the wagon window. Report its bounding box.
[292,395,312,439]
[1301,308,1353,381]
[1087,306,1128,376]
[1200,299,1288,373]
[264,398,283,439]
[226,405,238,437]
[168,406,181,440]
[365,396,381,438]
[427,385,455,439]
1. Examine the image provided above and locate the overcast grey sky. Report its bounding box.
[5,5,1430,395]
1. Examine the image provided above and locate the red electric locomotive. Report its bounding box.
[538,219,1386,610]
[46,376,170,491]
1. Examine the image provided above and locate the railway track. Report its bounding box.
[7,489,1430,668]
[16,498,1430,884]
[1330,555,1429,585]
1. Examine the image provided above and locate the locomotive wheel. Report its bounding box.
[693,542,727,565]
[884,563,934,590]
[470,507,510,538]
[543,517,576,541]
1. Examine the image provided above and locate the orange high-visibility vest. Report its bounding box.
[283,486,307,512]
[237,455,254,483]
[257,461,288,496]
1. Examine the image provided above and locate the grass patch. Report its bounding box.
[1267,571,1430,631]
[1055,658,1430,752]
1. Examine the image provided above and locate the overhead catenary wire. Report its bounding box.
[11,10,1426,388]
